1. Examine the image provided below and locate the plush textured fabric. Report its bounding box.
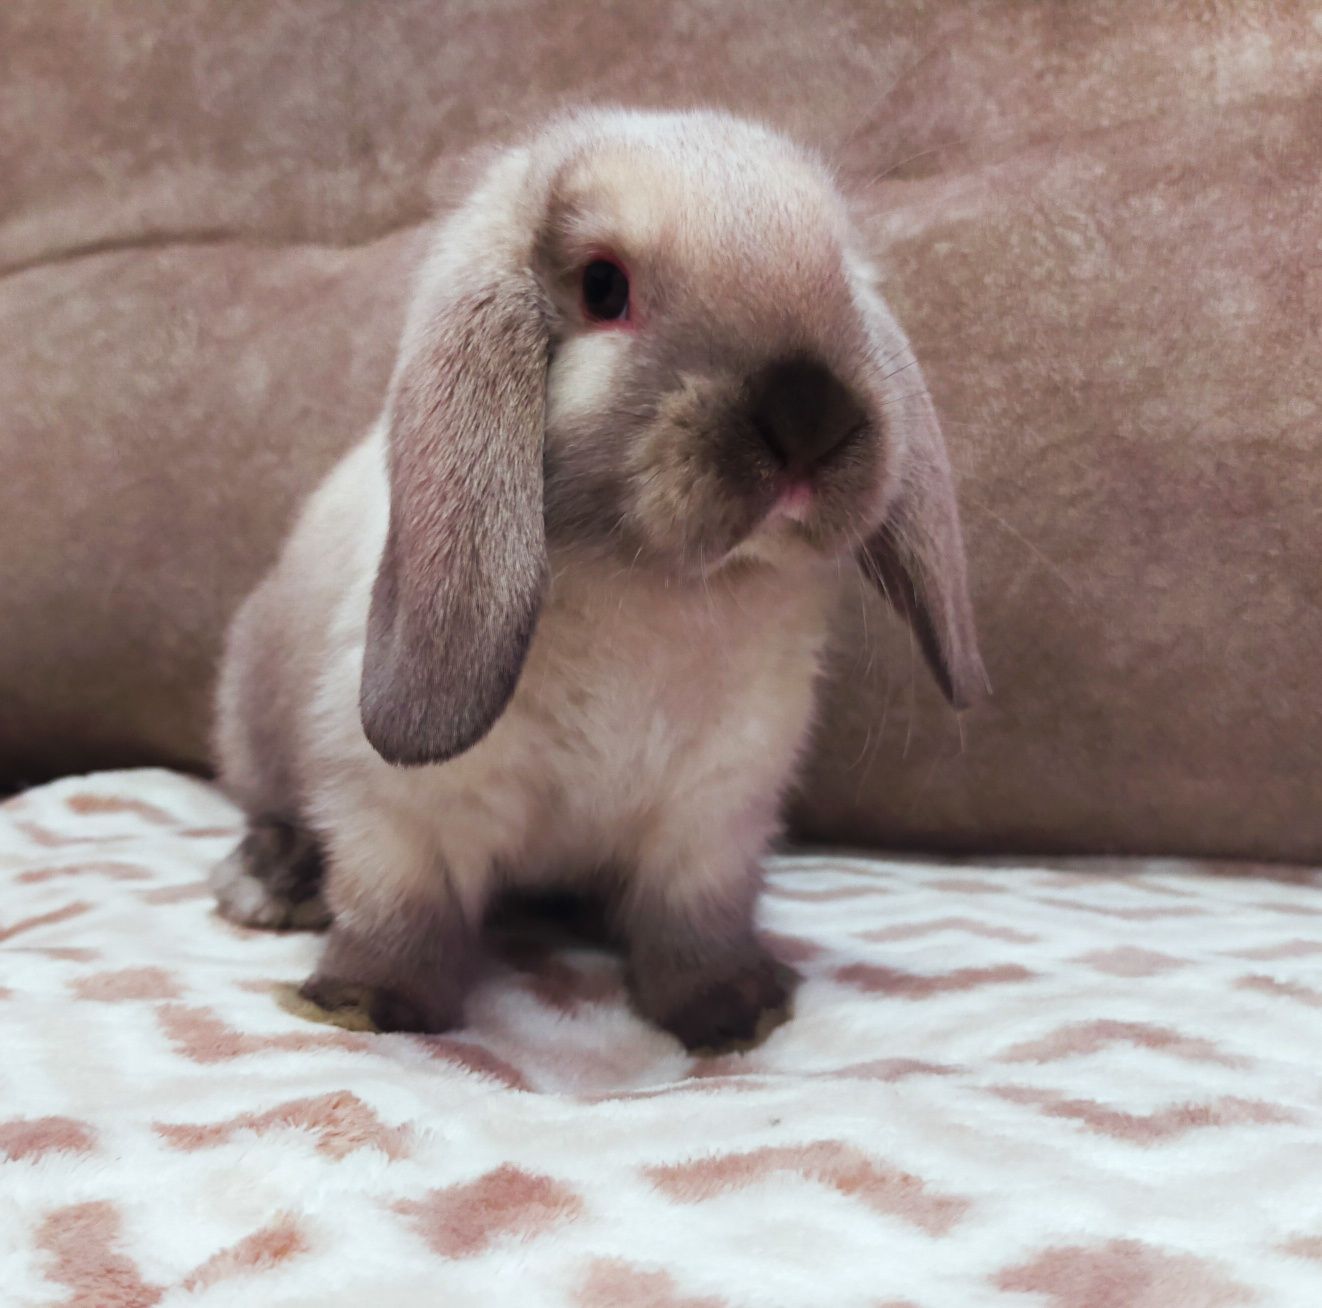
[2,3,1320,859]
[4,770,1322,1304]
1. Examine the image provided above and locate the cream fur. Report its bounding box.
[219,430,834,930]
[212,109,976,1044]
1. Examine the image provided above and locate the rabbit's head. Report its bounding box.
[361,109,985,766]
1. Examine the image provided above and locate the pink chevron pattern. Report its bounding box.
[2,770,1322,1305]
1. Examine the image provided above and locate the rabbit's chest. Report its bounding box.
[382,551,837,882]
[486,554,834,863]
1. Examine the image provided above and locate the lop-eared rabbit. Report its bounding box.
[212,109,984,1052]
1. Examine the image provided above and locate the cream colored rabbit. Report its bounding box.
[211,108,984,1051]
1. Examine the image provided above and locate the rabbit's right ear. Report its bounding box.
[360,272,551,766]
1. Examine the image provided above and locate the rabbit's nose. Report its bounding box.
[747,357,866,474]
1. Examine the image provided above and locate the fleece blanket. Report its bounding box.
[2,770,1322,1307]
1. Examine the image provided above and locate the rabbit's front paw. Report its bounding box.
[637,945,796,1054]
[210,819,329,931]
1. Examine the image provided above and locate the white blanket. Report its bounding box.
[3,770,1321,1306]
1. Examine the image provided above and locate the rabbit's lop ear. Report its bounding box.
[360,269,551,766]
[854,284,986,710]
[861,419,986,709]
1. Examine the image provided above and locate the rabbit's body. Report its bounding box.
[219,429,832,913]
[212,108,982,1049]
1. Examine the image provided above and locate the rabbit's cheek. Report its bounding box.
[544,332,626,431]
[541,433,635,552]
[794,427,888,551]
[613,396,762,566]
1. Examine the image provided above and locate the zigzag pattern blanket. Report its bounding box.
[3,771,1321,1306]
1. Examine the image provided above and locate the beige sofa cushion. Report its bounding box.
[3,2,1319,858]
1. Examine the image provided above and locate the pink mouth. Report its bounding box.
[771,478,814,523]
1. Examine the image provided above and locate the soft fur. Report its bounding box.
[210,109,980,1049]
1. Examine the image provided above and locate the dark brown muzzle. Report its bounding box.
[745,356,867,476]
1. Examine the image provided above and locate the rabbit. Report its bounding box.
[210,107,985,1052]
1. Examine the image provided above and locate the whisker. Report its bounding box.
[873,389,933,409]
[962,494,1077,597]
[859,122,1045,192]
[878,356,923,384]
[832,33,944,162]
[697,544,717,626]
[863,339,914,374]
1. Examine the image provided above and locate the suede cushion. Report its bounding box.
[2,1,1319,858]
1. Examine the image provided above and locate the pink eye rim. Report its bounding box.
[580,256,631,324]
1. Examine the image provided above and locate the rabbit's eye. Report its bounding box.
[581,259,630,322]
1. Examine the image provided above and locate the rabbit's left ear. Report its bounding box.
[852,275,987,709]
[860,423,987,709]
[359,271,551,766]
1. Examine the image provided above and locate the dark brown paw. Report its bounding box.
[210,818,329,931]
[298,974,460,1035]
[647,954,796,1054]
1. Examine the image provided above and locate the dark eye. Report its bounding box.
[581,259,630,322]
